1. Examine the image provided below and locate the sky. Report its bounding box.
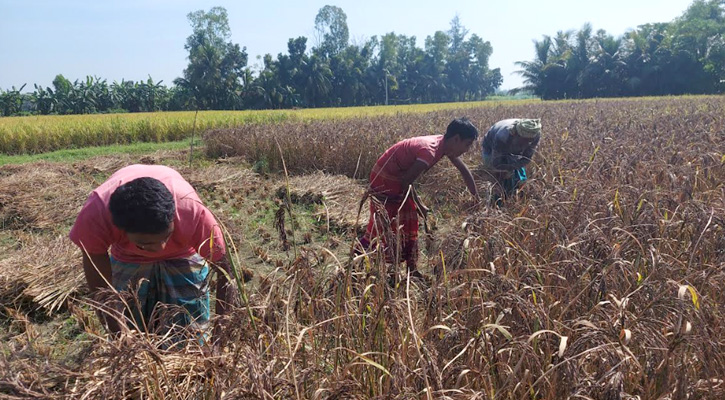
[1,0,696,92]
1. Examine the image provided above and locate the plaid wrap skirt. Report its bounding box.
[111,253,210,336]
[363,193,419,266]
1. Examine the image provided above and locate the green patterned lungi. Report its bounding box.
[110,254,210,338]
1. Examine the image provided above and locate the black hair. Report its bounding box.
[109,177,175,234]
[444,117,479,140]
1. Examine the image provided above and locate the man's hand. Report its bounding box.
[410,185,429,217]
[211,258,241,350]
[90,289,123,336]
[81,252,122,335]
[449,156,479,199]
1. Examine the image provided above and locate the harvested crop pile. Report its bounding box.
[0,163,93,231]
[280,171,367,229]
[0,233,83,312]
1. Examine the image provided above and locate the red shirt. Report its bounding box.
[370,135,445,197]
[69,165,225,263]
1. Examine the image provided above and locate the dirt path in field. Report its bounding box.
[0,150,368,314]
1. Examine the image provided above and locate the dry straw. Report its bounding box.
[1,96,724,398]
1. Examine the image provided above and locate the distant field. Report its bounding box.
[204,95,725,178]
[0,100,537,155]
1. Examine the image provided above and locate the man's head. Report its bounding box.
[444,117,479,141]
[109,177,176,252]
[513,118,541,139]
[443,117,479,157]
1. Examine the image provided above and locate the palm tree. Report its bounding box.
[581,31,627,97]
[515,36,553,98]
[303,55,332,107]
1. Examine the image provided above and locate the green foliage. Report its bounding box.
[0,139,191,165]
[251,158,270,174]
[2,6,504,116]
[515,0,725,99]
[176,7,249,110]
[313,5,350,58]
[0,84,27,116]
[4,3,723,113]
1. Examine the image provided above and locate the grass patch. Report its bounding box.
[0,231,18,250]
[0,138,195,166]
[0,99,541,155]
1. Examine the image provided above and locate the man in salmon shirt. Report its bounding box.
[69,164,235,344]
[359,117,480,278]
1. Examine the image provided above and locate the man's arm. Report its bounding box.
[449,156,478,198]
[399,160,429,190]
[513,137,540,168]
[489,149,520,171]
[81,252,121,333]
[212,258,234,317]
[398,160,431,214]
[211,257,236,349]
[82,252,112,292]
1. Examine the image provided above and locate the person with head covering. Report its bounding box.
[69,164,247,345]
[481,118,541,205]
[358,117,480,279]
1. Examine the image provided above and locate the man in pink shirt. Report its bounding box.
[69,164,235,344]
[360,117,480,277]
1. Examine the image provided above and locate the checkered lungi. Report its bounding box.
[110,254,210,336]
[362,193,419,267]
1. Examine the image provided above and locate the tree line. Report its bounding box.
[1,1,723,116]
[0,6,501,117]
[517,0,725,99]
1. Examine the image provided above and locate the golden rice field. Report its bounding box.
[0,100,531,155]
[0,96,723,399]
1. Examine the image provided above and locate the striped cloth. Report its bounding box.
[111,253,210,338]
[363,193,419,267]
